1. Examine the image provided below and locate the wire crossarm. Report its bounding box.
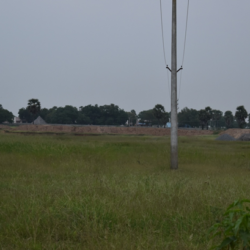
[166,65,183,73]
[166,65,172,72]
[176,66,183,73]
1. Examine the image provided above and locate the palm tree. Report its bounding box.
[235,105,248,128]
[199,107,212,130]
[27,99,41,124]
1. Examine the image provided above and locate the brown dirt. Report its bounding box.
[0,124,213,136]
[219,129,250,139]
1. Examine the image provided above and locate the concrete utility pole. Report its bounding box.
[171,0,178,169]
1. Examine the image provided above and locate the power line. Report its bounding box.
[181,0,190,66]
[178,70,183,100]
[167,68,170,99]
[178,0,190,101]
[160,0,170,98]
[160,0,167,66]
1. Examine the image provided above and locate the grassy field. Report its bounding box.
[0,133,249,249]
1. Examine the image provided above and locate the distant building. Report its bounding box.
[33,116,47,125]
[14,117,22,124]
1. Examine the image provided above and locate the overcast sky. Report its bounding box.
[0,0,249,116]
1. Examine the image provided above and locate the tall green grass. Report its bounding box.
[0,133,249,249]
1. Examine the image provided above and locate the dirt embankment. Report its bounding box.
[0,124,213,136]
[219,129,250,139]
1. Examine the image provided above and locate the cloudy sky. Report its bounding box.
[0,0,249,116]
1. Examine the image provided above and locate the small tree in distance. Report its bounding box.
[153,104,166,127]
[161,112,169,128]
[178,107,200,128]
[127,110,137,126]
[138,110,157,126]
[235,105,248,128]
[27,99,41,124]
[199,107,212,130]
[0,105,14,123]
[211,110,223,129]
[224,111,234,129]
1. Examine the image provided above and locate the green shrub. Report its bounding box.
[209,199,250,250]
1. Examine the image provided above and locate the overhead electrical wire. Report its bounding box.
[178,0,190,101]
[160,0,167,66]
[160,0,170,98]
[181,0,190,67]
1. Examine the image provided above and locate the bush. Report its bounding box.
[209,199,250,250]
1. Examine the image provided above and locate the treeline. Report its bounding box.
[138,105,250,129]
[178,106,250,129]
[18,102,128,125]
[1,99,250,129]
[18,101,170,127]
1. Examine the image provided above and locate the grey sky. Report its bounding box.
[0,0,249,116]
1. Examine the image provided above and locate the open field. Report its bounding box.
[0,133,249,249]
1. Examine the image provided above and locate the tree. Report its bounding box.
[127,110,137,126]
[198,107,212,130]
[79,104,128,125]
[211,110,223,129]
[161,112,170,127]
[49,106,78,124]
[138,109,157,126]
[199,110,207,130]
[76,113,91,125]
[27,99,41,123]
[178,107,199,128]
[99,104,128,125]
[224,111,234,129]
[18,108,33,123]
[79,105,101,125]
[0,105,14,123]
[39,108,50,121]
[235,105,248,128]
[153,104,166,126]
[43,106,58,123]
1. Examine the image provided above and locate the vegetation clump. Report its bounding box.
[209,199,250,250]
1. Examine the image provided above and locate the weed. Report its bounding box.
[209,199,250,250]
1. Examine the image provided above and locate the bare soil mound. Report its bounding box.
[0,125,213,136]
[219,129,250,140]
[216,134,236,141]
[237,133,250,141]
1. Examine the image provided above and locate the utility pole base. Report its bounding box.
[171,145,178,170]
